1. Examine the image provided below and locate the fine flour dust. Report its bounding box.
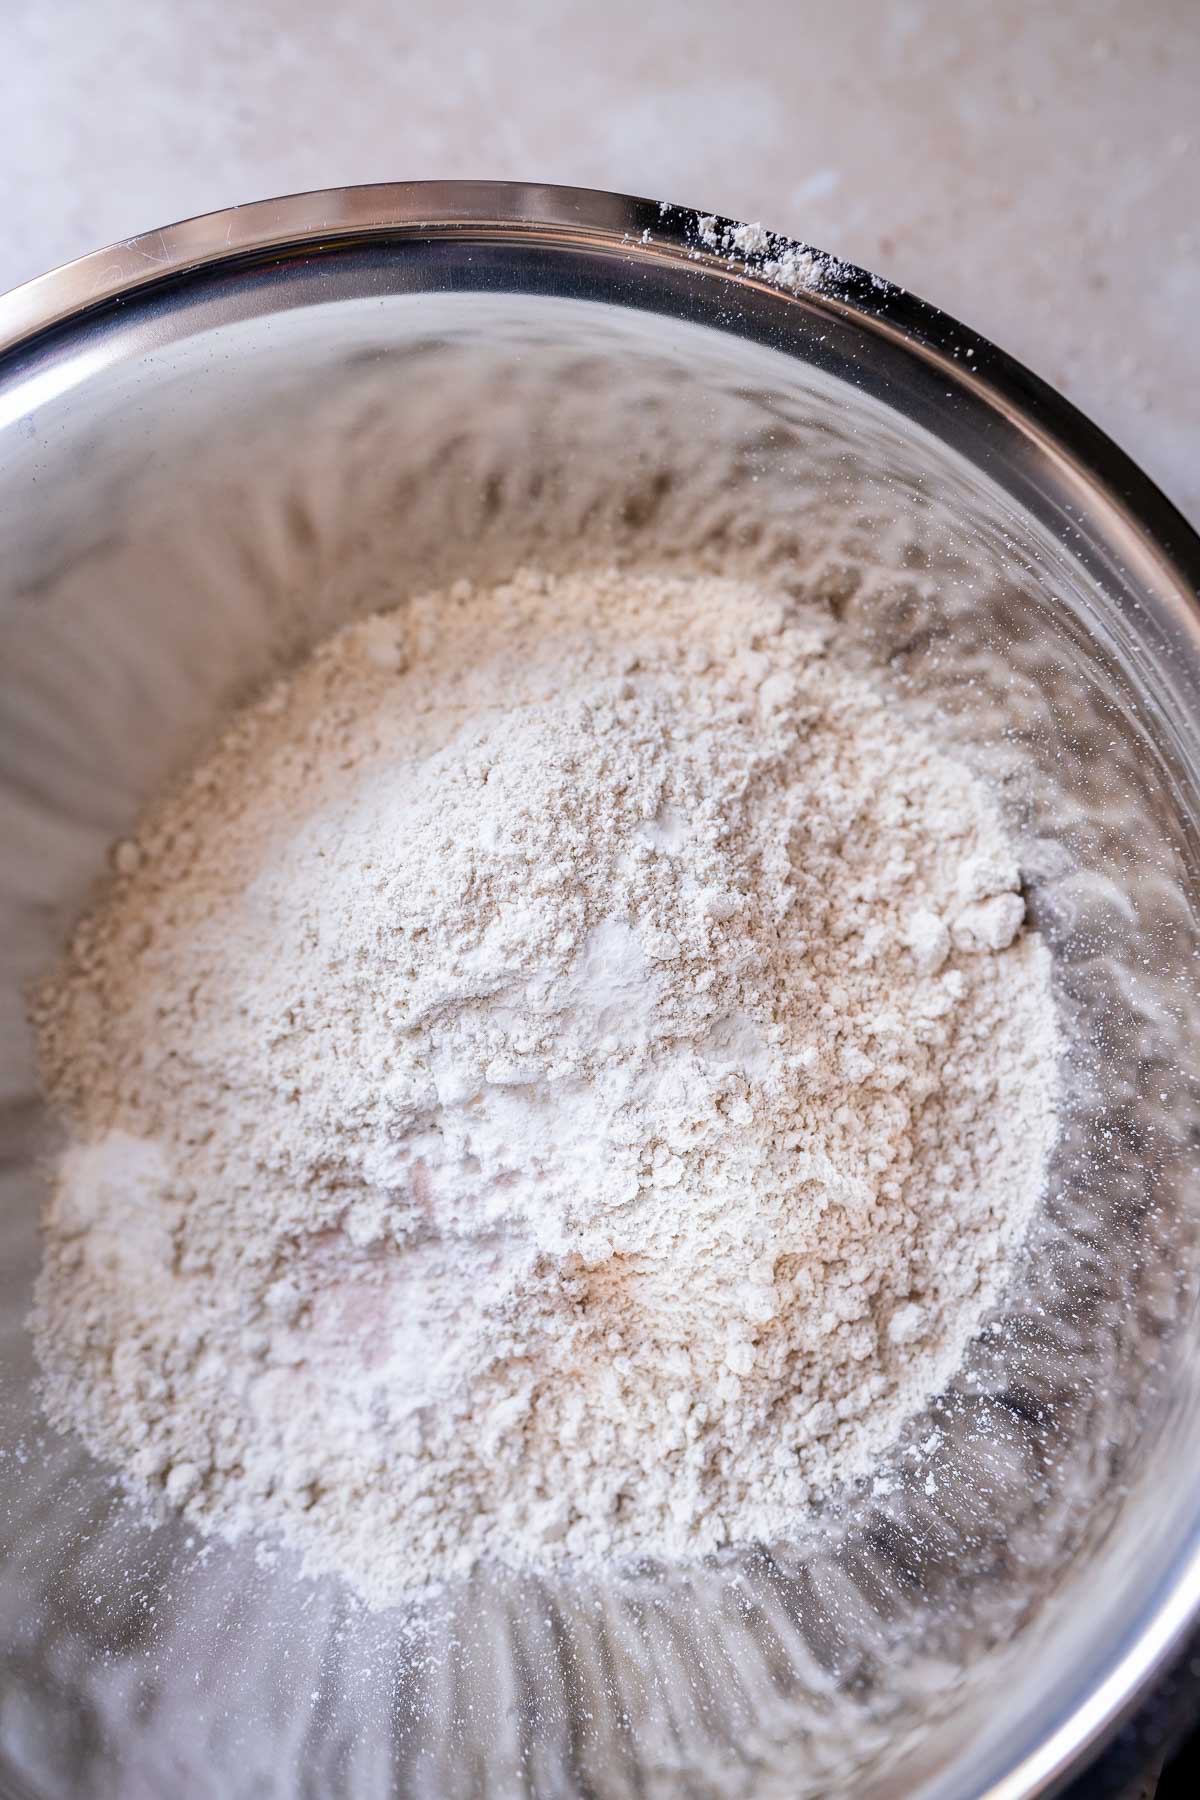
[31,568,1059,1607]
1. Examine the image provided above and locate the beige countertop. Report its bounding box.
[2,0,1197,526]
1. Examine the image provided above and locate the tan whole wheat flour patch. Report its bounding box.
[30,568,1059,1605]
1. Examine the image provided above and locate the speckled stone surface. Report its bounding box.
[1,0,1197,527]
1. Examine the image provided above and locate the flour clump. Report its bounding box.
[31,568,1060,1605]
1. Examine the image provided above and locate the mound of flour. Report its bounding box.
[31,568,1059,1604]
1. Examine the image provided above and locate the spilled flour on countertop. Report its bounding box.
[30,568,1059,1605]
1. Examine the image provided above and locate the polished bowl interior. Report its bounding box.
[1,184,1200,1800]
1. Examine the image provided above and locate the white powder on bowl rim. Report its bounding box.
[30,566,1059,1606]
[691,213,859,294]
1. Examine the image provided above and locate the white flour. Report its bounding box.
[691,213,861,294]
[31,568,1059,1606]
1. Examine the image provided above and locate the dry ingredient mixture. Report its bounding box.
[30,568,1059,1606]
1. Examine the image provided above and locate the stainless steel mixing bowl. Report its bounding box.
[2,181,1200,1800]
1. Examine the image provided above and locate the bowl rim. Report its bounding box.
[1,178,1197,586]
[2,177,1199,1800]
